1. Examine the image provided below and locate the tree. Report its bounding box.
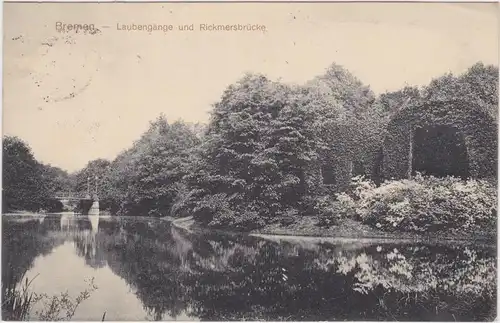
[39,165,73,197]
[422,62,498,120]
[308,63,376,118]
[3,136,48,212]
[73,159,112,198]
[103,116,201,217]
[177,74,342,230]
[375,86,422,118]
[307,63,380,182]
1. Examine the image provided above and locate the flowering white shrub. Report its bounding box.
[328,174,497,233]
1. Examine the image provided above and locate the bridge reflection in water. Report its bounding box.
[59,213,103,268]
[60,214,99,232]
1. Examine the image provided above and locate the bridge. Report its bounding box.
[56,196,99,213]
[55,196,100,215]
[53,193,99,204]
[54,176,101,215]
[53,196,95,201]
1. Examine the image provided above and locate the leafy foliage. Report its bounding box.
[73,159,111,199]
[308,64,379,186]
[308,63,375,118]
[95,116,202,217]
[422,62,498,120]
[330,174,497,233]
[2,136,71,212]
[174,73,353,230]
[383,99,497,180]
[382,63,498,181]
[3,62,497,234]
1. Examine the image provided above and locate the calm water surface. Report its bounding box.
[2,215,497,321]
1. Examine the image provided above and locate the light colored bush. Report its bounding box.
[328,174,497,233]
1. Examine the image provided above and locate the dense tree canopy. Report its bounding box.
[2,136,71,212]
[307,64,381,183]
[3,61,496,232]
[99,116,201,216]
[308,63,376,118]
[74,159,111,198]
[173,73,358,229]
[421,62,498,120]
[362,63,498,181]
[3,136,45,212]
[40,165,74,197]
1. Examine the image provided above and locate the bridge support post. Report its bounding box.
[88,200,100,216]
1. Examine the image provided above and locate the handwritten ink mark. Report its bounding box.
[53,78,92,103]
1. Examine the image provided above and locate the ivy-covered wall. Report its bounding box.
[319,146,354,194]
[382,99,497,180]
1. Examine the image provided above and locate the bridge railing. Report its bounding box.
[53,196,95,201]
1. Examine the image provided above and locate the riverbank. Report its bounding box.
[2,211,47,217]
[253,217,496,243]
[167,215,496,244]
[168,216,195,232]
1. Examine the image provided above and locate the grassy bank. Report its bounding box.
[252,217,496,243]
[170,175,497,243]
[170,215,495,243]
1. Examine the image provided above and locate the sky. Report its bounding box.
[3,2,498,172]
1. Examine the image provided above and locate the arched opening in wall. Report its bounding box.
[412,125,470,179]
[321,164,336,185]
[352,160,366,177]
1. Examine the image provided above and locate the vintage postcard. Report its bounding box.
[2,2,498,321]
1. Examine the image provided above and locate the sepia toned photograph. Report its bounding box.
[2,2,498,321]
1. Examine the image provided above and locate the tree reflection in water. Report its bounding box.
[2,216,496,321]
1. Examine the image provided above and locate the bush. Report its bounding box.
[315,194,357,227]
[326,174,497,233]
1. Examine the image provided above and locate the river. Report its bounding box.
[2,214,496,321]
